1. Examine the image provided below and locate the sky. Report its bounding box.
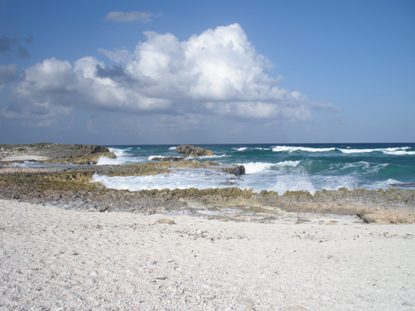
[0,0,414,144]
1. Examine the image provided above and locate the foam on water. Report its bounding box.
[92,169,239,191]
[91,143,415,193]
[233,147,247,152]
[274,160,300,168]
[97,147,144,165]
[272,146,336,153]
[338,146,413,155]
[242,162,274,174]
[241,161,301,174]
[148,155,167,160]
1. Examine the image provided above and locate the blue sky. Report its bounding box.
[0,0,414,144]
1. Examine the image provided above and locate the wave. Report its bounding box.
[272,174,359,195]
[337,161,389,174]
[274,160,300,168]
[233,147,247,152]
[168,146,177,150]
[338,147,413,155]
[383,150,415,156]
[241,160,301,174]
[97,147,145,165]
[254,147,271,151]
[272,146,336,153]
[242,162,274,174]
[271,145,414,155]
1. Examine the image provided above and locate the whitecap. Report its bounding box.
[383,150,415,156]
[272,146,336,153]
[338,146,414,155]
[168,146,177,150]
[97,147,144,165]
[233,147,247,152]
[274,160,300,168]
[241,162,274,174]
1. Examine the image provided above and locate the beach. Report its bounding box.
[1,143,415,310]
[1,199,415,310]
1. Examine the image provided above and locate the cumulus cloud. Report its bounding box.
[5,23,313,124]
[105,11,152,23]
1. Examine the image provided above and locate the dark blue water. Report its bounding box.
[93,143,415,193]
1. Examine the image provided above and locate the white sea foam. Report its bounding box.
[109,148,126,157]
[97,148,127,165]
[233,147,247,152]
[272,175,317,194]
[338,161,389,174]
[236,160,301,175]
[272,174,359,195]
[92,169,238,191]
[97,147,144,165]
[338,148,379,154]
[148,155,166,160]
[383,150,415,156]
[272,146,336,153]
[365,178,403,190]
[271,145,414,155]
[338,147,413,155]
[168,146,177,150]
[254,147,271,151]
[274,160,300,168]
[242,162,274,174]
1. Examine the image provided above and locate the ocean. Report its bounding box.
[92,143,415,194]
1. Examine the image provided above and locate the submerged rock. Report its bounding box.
[176,145,214,157]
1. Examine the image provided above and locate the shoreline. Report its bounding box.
[1,143,414,224]
[1,164,415,224]
[1,199,414,310]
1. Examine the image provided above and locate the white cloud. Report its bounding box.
[105,11,152,23]
[98,48,134,64]
[7,23,312,124]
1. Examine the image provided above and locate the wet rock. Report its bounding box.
[150,156,184,162]
[176,145,214,157]
[219,165,245,176]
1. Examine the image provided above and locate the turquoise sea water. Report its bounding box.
[91,143,415,194]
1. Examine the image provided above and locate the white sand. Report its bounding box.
[1,199,414,310]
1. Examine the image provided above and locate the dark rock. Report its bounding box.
[176,144,214,157]
[219,165,245,176]
[150,156,184,162]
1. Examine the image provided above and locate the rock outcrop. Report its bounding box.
[0,143,116,164]
[219,165,245,176]
[176,145,214,157]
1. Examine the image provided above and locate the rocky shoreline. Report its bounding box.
[1,143,415,224]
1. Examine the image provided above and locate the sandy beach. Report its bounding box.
[1,199,414,310]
